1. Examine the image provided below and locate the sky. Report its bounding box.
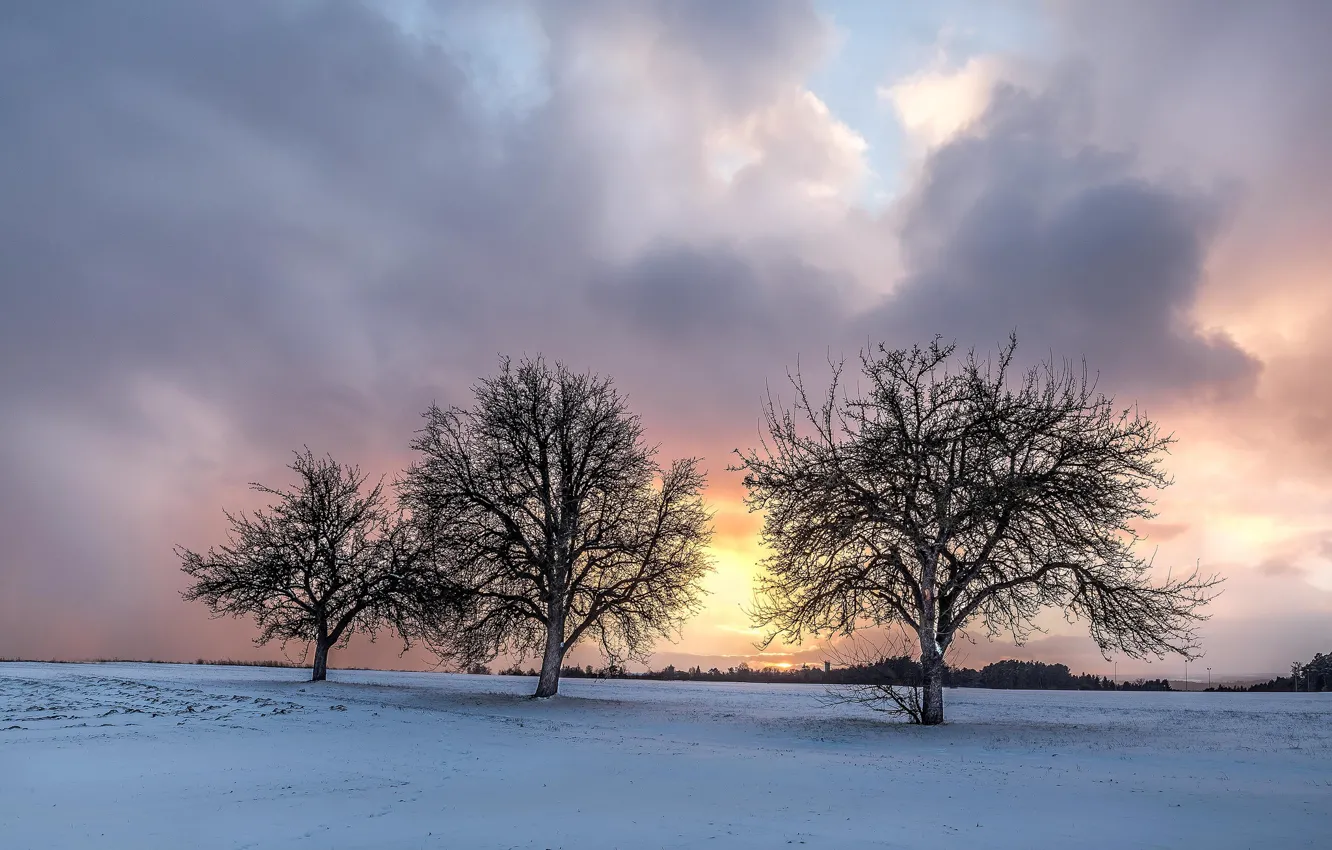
[2,0,1330,680]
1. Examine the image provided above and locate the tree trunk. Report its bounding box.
[312,631,330,682]
[920,655,945,724]
[917,575,946,724]
[917,629,945,725]
[534,610,565,698]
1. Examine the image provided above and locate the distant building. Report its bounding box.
[824,661,831,674]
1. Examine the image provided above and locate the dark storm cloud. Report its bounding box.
[590,244,845,343]
[0,0,825,444]
[866,82,1259,399]
[594,247,770,339]
[1061,0,1332,467]
[3,0,1328,672]
[0,1,477,429]
[0,0,836,658]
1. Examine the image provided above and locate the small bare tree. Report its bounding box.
[402,357,714,698]
[734,337,1219,724]
[820,630,932,724]
[179,450,435,682]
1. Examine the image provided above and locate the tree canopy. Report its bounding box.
[734,337,1219,723]
[179,450,436,681]
[402,357,714,697]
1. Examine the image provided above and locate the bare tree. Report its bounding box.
[401,357,714,698]
[733,337,1220,724]
[179,450,435,682]
[820,629,934,724]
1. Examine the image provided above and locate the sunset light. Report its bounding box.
[3,2,1330,847]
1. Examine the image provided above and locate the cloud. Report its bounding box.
[0,0,850,441]
[1249,531,1332,580]
[1,0,1331,680]
[865,80,1259,400]
[1258,558,1304,578]
[879,55,1003,150]
[1050,1,1332,466]
[0,0,858,660]
[590,243,848,348]
[1136,522,1190,543]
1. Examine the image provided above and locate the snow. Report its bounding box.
[3,662,1329,849]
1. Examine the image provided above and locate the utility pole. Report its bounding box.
[1207,667,1212,690]
[1184,660,1188,692]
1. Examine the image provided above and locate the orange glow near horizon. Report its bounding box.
[3,1,1332,686]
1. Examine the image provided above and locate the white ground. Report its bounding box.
[2,662,1329,849]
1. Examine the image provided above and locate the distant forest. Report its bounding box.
[169,651,1329,693]
[484,658,1176,691]
[1207,651,1331,692]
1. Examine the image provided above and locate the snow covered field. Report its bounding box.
[2,662,1329,849]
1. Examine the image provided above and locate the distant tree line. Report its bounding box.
[946,660,1173,691]
[479,658,1174,691]
[1208,651,1331,692]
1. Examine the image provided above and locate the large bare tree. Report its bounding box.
[734,337,1219,724]
[402,357,714,697]
[179,450,435,681]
